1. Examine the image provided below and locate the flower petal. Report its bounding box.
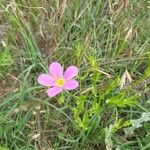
[49,62,63,78]
[47,86,62,97]
[64,66,78,80]
[37,74,55,86]
[64,80,78,90]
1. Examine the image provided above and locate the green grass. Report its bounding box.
[0,0,150,149]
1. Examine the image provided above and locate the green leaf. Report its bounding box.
[106,93,139,107]
[145,55,150,77]
[112,119,132,132]
[58,94,65,104]
[0,147,9,150]
[89,102,102,116]
[75,96,87,113]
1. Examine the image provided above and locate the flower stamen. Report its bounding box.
[55,78,65,87]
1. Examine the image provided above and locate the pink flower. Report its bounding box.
[37,62,79,97]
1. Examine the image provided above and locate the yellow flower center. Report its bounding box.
[55,78,65,87]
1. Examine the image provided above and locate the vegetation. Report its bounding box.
[0,0,150,149]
